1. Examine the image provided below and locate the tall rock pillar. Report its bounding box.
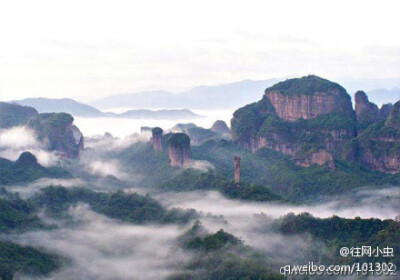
[151,127,163,151]
[234,156,241,186]
[168,133,192,166]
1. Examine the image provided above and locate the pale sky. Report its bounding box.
[1,0,400,102]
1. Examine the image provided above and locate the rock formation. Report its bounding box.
[263,75,354,121]
[172,123,225,145]
[343,100,400,173]
[296,149,335,170]
[28,113,84,158]
[231,76,356,164]
[211,120,230,134]
[234,156,240,185]
[168,133,192,166]
[151,127,163,151]
[354,91,380,130]
[0,102,38,128]
[16,151,39,167]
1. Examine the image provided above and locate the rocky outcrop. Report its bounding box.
[263,76,353,121]
[348,101,400,173]
[28,113,84,158]
[234,156,240,185]
[172,123,226,145]
[0,102,38,128]
[354,91,380,130]
[16,151,39,167]
[231,75,400,173]
[379,104,393,119]
[296,150,335,170]
[151,127,163,151]
[211,120,230,134]
[231,76,356,166]
[168,133,192,166]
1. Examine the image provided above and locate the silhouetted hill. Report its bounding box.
[12,98,104,117]
[11,98,201,119]
[91,79,280,109]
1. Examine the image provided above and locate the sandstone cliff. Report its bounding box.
[168,133,192,166]
[231,76,356,168]
[28,113,84,158]
[264,76,353,121]
[151,127,163,151]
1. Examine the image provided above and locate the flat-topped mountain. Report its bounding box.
[263,75,354,121]
[231,75,400,173]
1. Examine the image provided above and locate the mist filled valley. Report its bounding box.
[0,74,399,280]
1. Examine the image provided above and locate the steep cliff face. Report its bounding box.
[168,133,192,166]
[231,76,356,162]
[344,101,400,173]
[151,127,163,151]
[28,113,84,158]
[264,76,353,121]
[0,102,38,128]
[295,149,335,170]
[354,91,380,130]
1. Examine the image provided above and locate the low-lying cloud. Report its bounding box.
[0,126,60,166]
[9,204,190,280]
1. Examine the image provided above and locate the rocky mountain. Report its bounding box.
[345,101,400,173]
[28,113,84,158]
[231,76,356,169]
[231,75,400,173]
[354,91,391,131]
[167,133,192,166]
[0,102,38,128]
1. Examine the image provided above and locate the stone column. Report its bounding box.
[234,156,240,186]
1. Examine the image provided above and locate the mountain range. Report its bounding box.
[9,78,400,116]
[11,98,201,120]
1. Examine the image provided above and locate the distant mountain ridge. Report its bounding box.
[91,79,281,110]
[11,98,201,120]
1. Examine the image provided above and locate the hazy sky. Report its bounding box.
[1,0,400,102]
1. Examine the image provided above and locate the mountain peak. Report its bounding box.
[265,75,347,96]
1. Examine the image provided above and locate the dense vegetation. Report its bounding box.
[0,102,38,128]
[0,153,70,186]
[277,213,400,266]
[170,222,283,280]
[0,241,61,280]
[32,186,198,224]
[0,197,43,233]
[114,141,179,187]
[161,169,283,202]
[167,133,191,147]
[265,75,347,96]
[28,112,74,140]
[192,140,400,201]
[231,98,276,142]
[152,126,163,136]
